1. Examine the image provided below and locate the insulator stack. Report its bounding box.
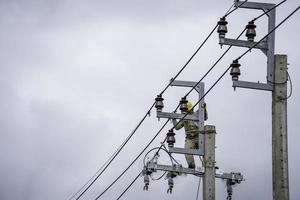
[179,97,188,114]
[166,129,176,148]
[155,94,164,112]
[217,17,228,46]
[230,60,241,81]
[245,21,256,42]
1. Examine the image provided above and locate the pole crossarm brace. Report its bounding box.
[157,111,199,121]
[170,79,204,93]
[233,80,273,91]
[222,38,268,55]
[168,146,204,156]
[235,0,275,10]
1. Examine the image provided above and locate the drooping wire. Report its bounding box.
[114,5,296,199]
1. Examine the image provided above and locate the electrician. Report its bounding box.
[172,102,207,169]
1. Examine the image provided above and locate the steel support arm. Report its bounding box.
[157,111,199,121]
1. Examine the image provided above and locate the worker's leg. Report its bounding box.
[184,138,197,168]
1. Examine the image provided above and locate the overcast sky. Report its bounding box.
[0,0,299,200]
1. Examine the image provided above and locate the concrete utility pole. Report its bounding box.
[272,55,289,200]
[203,125,216,200]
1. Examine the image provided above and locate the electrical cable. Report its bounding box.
[74,102,155,200]
[196,176,201,200]
[224,0,248,18]
[72,6,223,200]
[286,71,292,99]
[94,119,170,200]
[113,64,233,200]
[225,3,235,17]
[159,24,218,95]
[252,0,287,22]
[114,5,296,199]
[116,171,142,200]
[68,143,123,200]
[143,146,180,168]
[85,2,262,199]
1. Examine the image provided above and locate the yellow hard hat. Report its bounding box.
[187,102,193,111]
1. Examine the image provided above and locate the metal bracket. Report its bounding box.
[233,80,273,91]
[221,1,276,91]
[222,38,268,55]
[168,147,204,156]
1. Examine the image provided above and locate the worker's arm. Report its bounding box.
[172,119,184,130]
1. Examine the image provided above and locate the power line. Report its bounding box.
[252,0,287,22]
[84,0,260,200]
[68,147,120,200]
[68,132,131,200]
[71,5,239,200]
[116,171,141,200]
[100,36,243,198]
[101,7,257,200]
[72,10,223,200]
[74,102,155,200]
[114,4,295,199]
[160,23,218,95]
[113,63,233,200]
[94,119,170,200]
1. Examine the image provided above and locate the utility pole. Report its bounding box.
[203,125,216,200]
[272,55,289,200]
[218,1,290,200]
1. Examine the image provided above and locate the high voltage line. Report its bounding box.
[68,1,249,199]
[69,1,300,199]
[113,3,299,200]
